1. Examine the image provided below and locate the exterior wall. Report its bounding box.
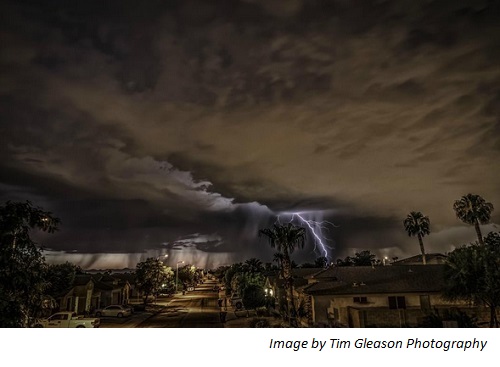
[311,293,484,327]
[59,280,129,313]
[112,290,121,304]
[327,293,423,308]
[60,281,94,314]
[122,284,130,304]
[315,293,424,326]
[311,295,334,325]
[351,308,424,327]
[99,290,112,307]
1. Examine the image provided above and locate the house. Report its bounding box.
[58,273,131,315]
[93,274,131,306]
[264,268,324,300]
[392,253,448,265]
[59,275,99,315]
[263,268,324,321]
[112,273,140,300]
[302,265,482,327]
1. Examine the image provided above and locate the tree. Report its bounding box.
[259,223,306,326]
[224,263,244,295]
[336,251,378,267]
[44,262,82,313]
[177,265,196,290]
[443,232,500,327]
[272,252,285,276]
[213,265,230,284]
[314,256,328,268]
[453,194,494,245]
[135,258,173,304]
[45,262,82,296]
[336,256,354,267]
[235,270,264,296]
[0,201,60,327]
[242,284,266,314]
[244,258,264,274]
[352,250,377,266]
[403,211,430,265]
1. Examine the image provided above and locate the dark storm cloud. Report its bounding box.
[1,0,499,268]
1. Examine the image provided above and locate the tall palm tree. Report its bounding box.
[272,252,285,276]
[403,211,430,265]
[453,194,494,245]
[272,252,284,264]
[259,223,306,326]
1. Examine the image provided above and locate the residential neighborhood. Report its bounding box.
[1,196,499,328]
[1,3,498,367]
[19,245,496,329]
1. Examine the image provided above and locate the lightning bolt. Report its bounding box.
[276,212,335,260]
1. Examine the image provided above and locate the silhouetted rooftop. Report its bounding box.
[304,265,446,295]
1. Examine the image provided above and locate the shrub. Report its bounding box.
[250,318,271,328]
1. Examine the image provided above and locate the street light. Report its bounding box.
[176,261,185,293]
[157,254,169,263]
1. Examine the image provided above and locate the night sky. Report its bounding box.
[1,0,499,269]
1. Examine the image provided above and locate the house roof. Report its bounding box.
[392,253,448,265]
[291,268,324,278]
[266,268,324,288]
[66,275,94,297]
[73,275,93,286]
[95,274,117,283]
[304,265,446,295]
[112,273,137,283]
[92,279,115,291]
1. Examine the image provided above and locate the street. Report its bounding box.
[101,279,225,328]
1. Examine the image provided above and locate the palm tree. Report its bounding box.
[403,211,430,265]
[259,223,306,326]
[272,252,284,267]
[272,252,285,278]
[453,194,494,245]
[244,258,263,274]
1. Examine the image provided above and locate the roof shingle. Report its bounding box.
[304,265,445,295]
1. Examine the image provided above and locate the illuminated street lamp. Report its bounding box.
[176,261,185,293]
[157,254,169,262]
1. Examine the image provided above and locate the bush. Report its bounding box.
[133,304,146,312]
[256,307,269,317]
[250,318,271,328]
[421,309,478,328]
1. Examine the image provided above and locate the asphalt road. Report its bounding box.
[138,280,224,328]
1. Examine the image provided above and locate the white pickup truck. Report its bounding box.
[34,312,100,328]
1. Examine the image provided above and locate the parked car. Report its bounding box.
[34,312,100,328]
[230,293,244,310]
[122,304,135,314]
[95,305,132,318]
